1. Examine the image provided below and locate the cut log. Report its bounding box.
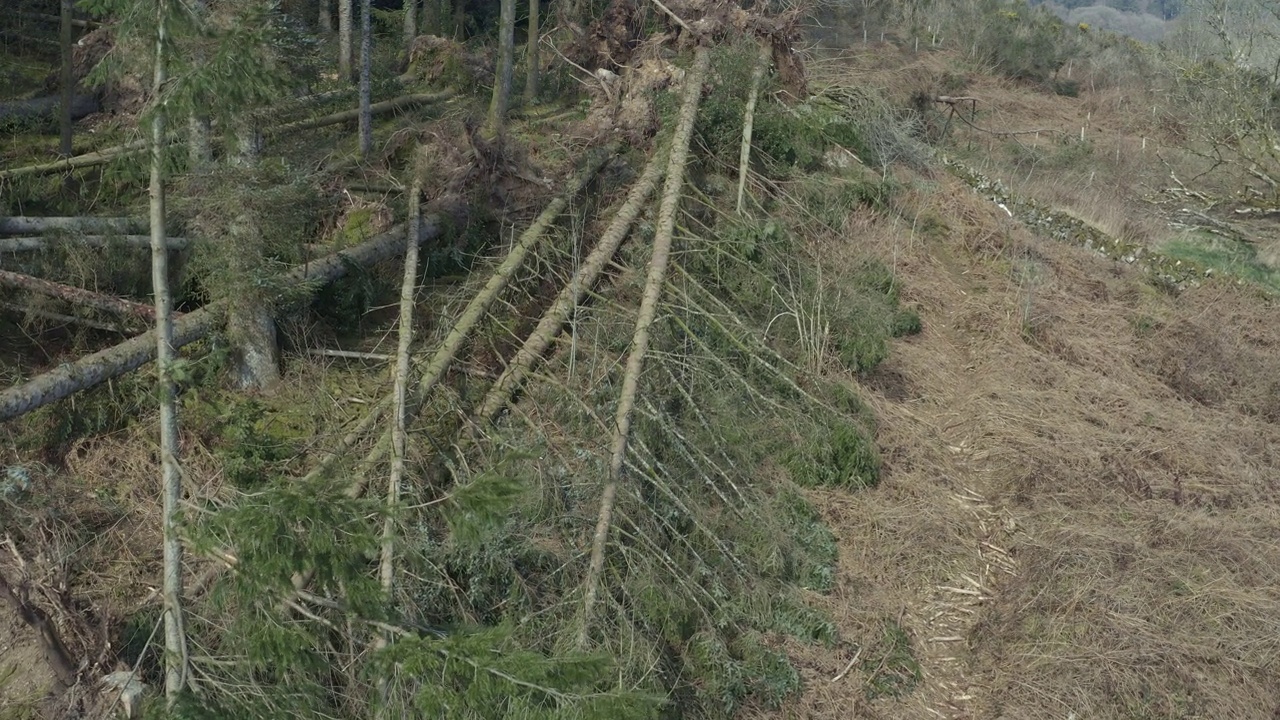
[0,218,440,423]
[0,236,188,252]
[0,269,163,323]
[0,217,148,236]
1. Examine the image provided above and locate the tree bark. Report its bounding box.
[0,221,440,423]
[339,0,354,83]
[524,0,540,103]
[359,0,373,158]
[0,269,164,323]
[59,0,73,157]
[578,44,710,649]
[150,3,189,706]
[485,0,516,137]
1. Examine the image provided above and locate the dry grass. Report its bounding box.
[745,95,1280,717]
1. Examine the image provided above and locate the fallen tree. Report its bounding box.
[0,217,147,235]
[0,218,440,423]
[0,235,188,252]
[271,91,452,135]
[0,89,448,182]
[0,269,164,324]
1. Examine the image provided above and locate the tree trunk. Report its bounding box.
[58,0,73,157]
[227,121,280,390]
[524,0,539,103]
[403,0,418,49]
[0,236,187,252]
[485,0,516,137]
[0,216,147,235]
[339,0,353,83]
[359,0,373,157]
[0,269,164,324]
[382,174,419,595]
[0,221,440,422]
[188,0,211,170]
[736,43,769,214]
[319,0,333,33]
[579,44,710,649]
[272,92,450,135]
[150,4,189,706]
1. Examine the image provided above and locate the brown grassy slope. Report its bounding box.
[751,49,1280,720]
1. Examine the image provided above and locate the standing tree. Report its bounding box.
[59,0,73,156]
[319,0,333,33]
[339,0,354,82]
[189,0,212,169]
[147,0,189,704]
[360,0,373,157]
[403,0,418,49]
[486,0,516,137]
[524,0,540,102]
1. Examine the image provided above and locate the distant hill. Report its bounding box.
[1033,0,1177,42]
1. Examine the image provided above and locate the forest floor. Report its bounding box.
[4,32,1280,720]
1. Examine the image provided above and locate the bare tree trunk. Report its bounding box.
[578,44,711,649]
[319,0,333,33]
[382,174,419,596]
[485,0,516,137]
[403,0,418,49]
[524,0,540,103]
[339,0,353,82]
[359,0,373,157]
[150,3,188,705]
[58,0,72,157]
